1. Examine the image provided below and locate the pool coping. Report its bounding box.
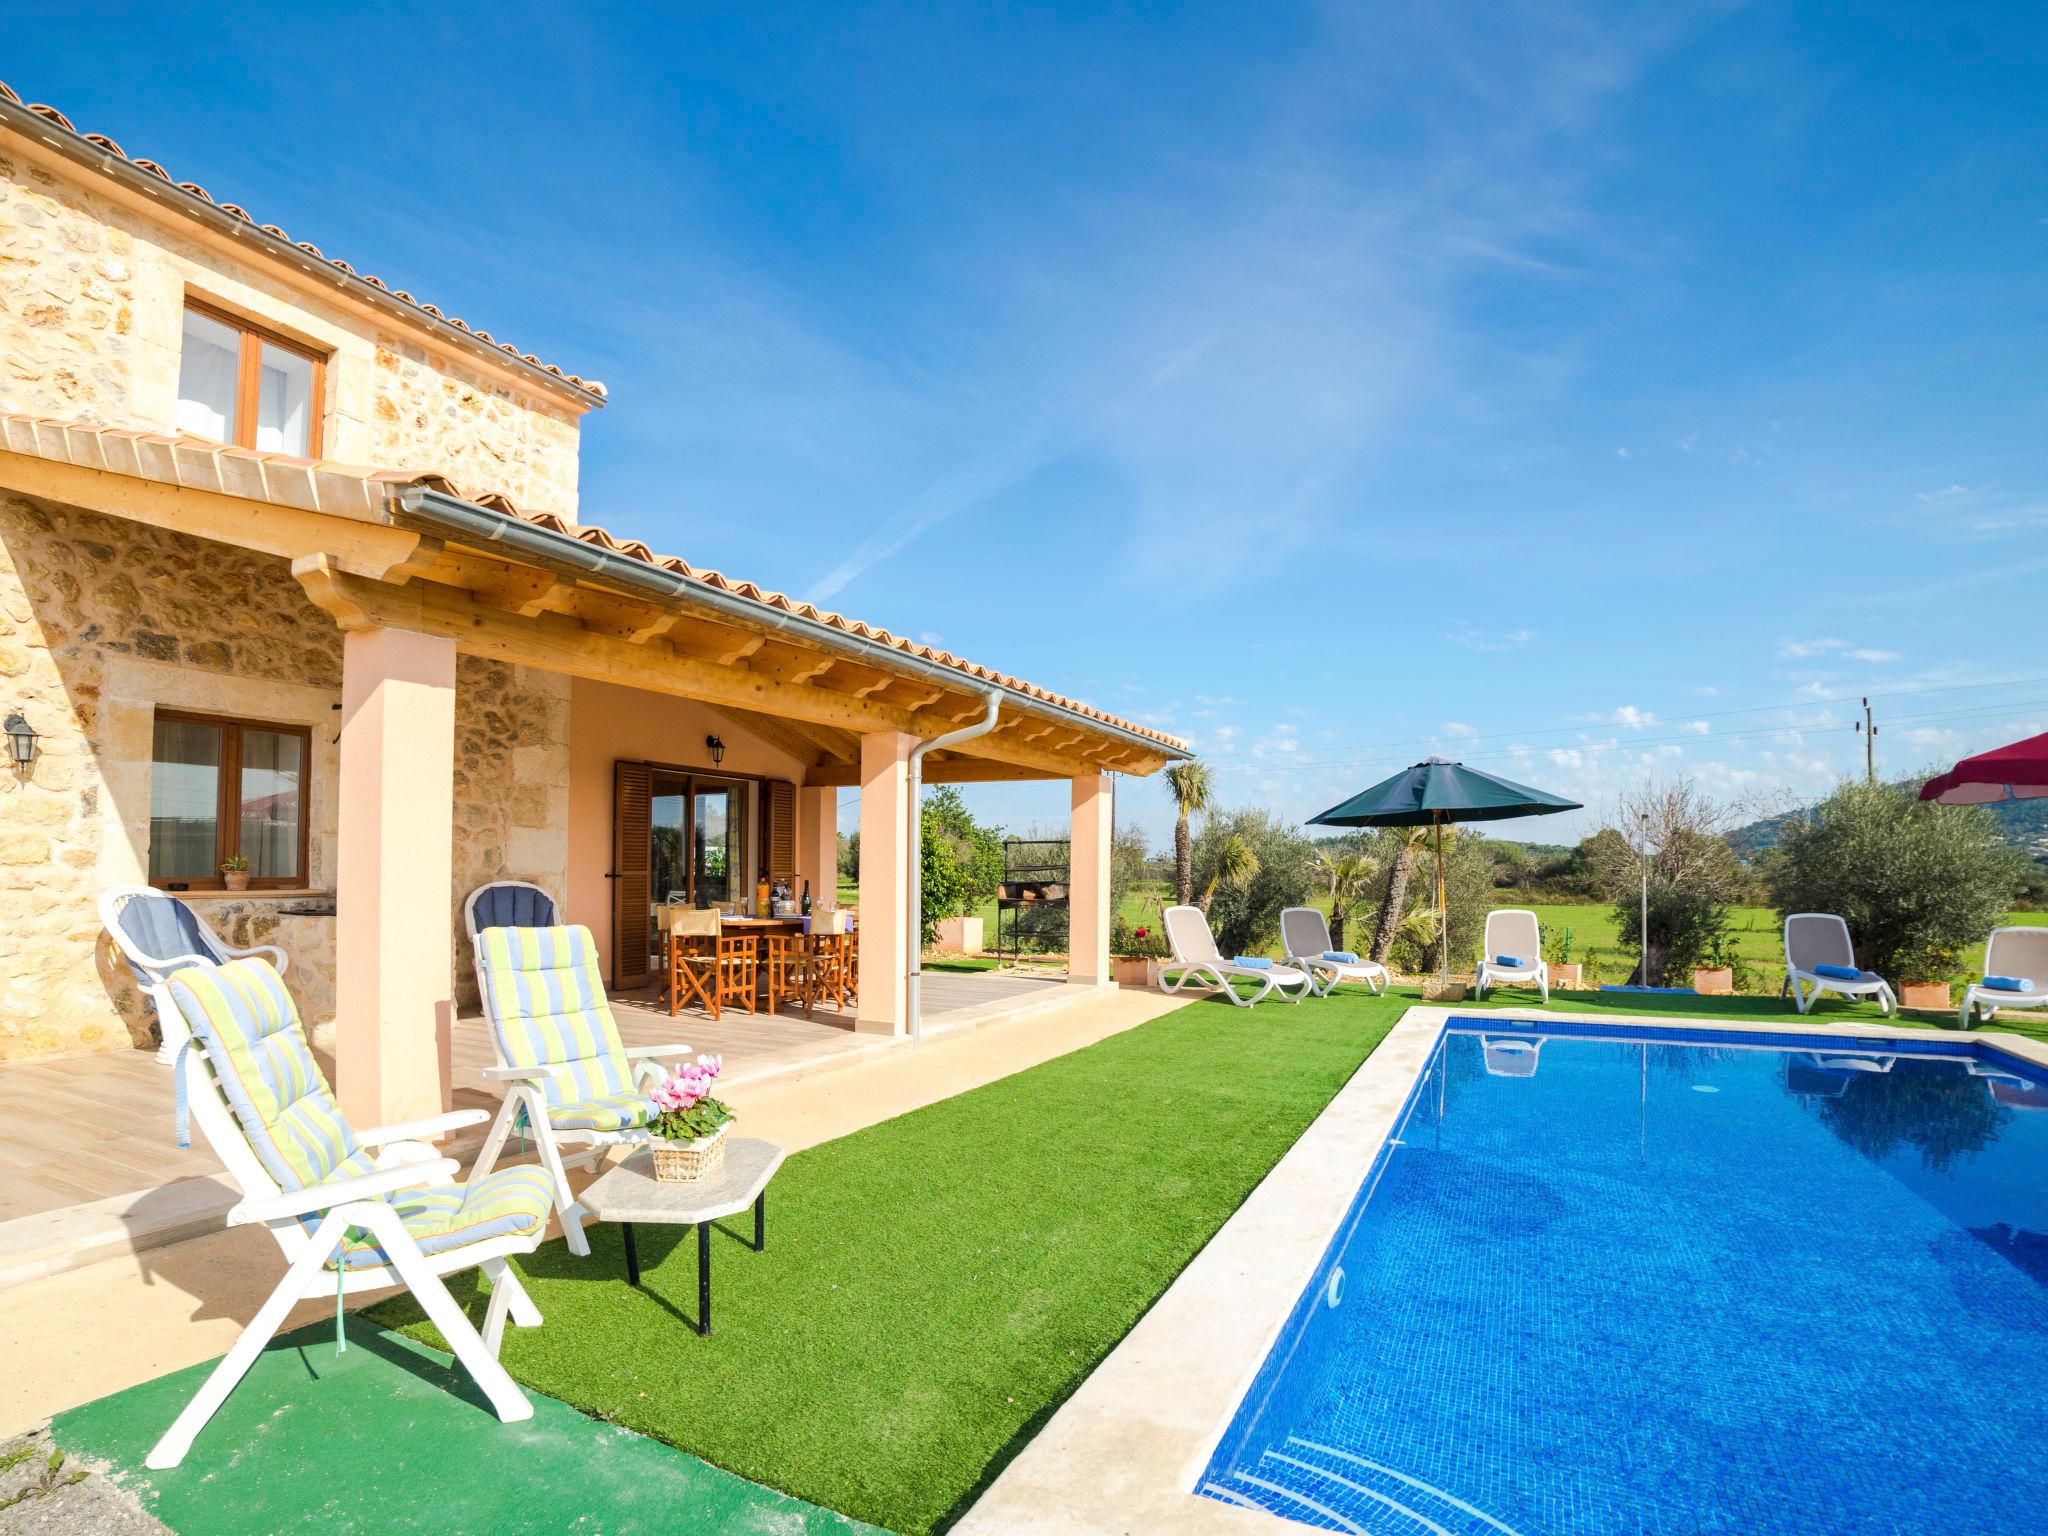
[953,1007,2048,1536]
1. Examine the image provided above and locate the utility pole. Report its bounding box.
[1854,697,1878,782]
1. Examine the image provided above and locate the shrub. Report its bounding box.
[1586,781,1749,986]
[1763,778,2027,984]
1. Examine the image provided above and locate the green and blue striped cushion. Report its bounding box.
[167,960,358,1192]
[547,1094,654,1133]
[331,1163,554,1270]
[478,925,636,1109]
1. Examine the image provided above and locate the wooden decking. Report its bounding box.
[0,967,1068,1282]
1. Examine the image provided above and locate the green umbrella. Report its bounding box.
[1307,757,1582,981]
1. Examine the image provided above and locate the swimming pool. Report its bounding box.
[1199,1020,2048,1536]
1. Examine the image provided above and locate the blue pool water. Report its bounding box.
[1200,1022,2048,1535]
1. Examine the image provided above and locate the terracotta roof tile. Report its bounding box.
[0,413,1187,754]
[0,81,607,406]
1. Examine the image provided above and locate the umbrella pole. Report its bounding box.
[1435,816,1447,984]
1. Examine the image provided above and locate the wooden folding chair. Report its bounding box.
[664,907,719,1017]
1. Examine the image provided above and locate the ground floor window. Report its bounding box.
[148,711,309,889]
[649,771,750,963]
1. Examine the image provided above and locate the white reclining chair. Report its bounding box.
[147,957,553,1469]
[1475,909,1549,1003]
[1160,905,1312,1007]
[1782,913,1896,1016]
[470,924,695,1255]
[1279,906,1388,997]
[100,885,289,1060]
[1960,926,2048,1030]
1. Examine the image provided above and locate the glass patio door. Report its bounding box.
[644,772,747,969]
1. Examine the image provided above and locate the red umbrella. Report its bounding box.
[1919,731,2048,805]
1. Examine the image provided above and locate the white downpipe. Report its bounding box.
[907,691,1003,1046]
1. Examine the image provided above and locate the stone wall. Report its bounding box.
[0,140,589,518]
[0,489,571,1061]
[450,657,572,1011]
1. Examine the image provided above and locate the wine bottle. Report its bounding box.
[800,878,812,916]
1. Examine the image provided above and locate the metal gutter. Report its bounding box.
[396,484,1190,763]
[908,693,1003,1046]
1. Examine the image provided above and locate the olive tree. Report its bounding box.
[1191,808,1318,956]
[1764,777,2026,984]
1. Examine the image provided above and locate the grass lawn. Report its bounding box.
[368,980,2044,1533]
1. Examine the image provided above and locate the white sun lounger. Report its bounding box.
[1474,909,1549,1003]
[1960,926,2048,1029]
[1161,905,1312,1007]
[1279,907,1388,997]
[1781,913,1896,1016]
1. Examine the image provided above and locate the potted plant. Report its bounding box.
[219,855,252,893]
[1545,925,1583,990]
[1111,915,1168,986]
[1898,944,1959,1012]
[1692,932,1734,996]
[647,1055,735,1182]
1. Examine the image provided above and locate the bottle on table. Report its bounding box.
[801,879,812,917]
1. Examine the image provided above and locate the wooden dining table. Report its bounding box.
[659,912,819,1017]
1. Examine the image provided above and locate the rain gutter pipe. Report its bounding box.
[907,692,1003,1046]
[394,486,1182,764]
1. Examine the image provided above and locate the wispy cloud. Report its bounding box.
[1778,638,1898,664]
[1447,626,1536,652]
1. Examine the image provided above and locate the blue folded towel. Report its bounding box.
[1233,955,1272,970]
[1813,963,1862,982]
[1322,950,1361,964]
[1984,975,2036,994]
[1494,955,1528,969]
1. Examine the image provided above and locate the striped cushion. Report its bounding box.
[548,1094,654,1133]
[478,926,633,1109]
[167,960,357,1192]
[330,1163,554,1271]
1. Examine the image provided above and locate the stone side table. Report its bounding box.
[578,1138,786,1335]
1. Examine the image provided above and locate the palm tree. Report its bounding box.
[1367,825,1435,967]
[1200,832,1258,914]
[1318,846,1377,951]
[1164,760,1213,907]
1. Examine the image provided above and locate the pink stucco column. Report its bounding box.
[856,731,917,1034]
[335,625,457,1127]
[795,784,838,912]
[1068,773,1115,987]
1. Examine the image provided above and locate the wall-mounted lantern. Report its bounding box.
[4,712,37,774]
[705,734,726,767]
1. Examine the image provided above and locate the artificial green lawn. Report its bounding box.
[375,980,2043,1533]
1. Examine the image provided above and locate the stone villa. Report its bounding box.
[0,81,1185,1127]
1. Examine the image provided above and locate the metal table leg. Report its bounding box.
[623,1222,640,1286]
[696,1221,711,1336]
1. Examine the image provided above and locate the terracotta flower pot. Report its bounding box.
[1112,956,1157,987]
[1549,963,1584,989]
[1693,967,1734,996]
[1899,981,1951,1011]
[222,869,251,893]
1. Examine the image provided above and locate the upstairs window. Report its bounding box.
[175,301,325,457]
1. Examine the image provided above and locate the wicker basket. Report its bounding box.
[650,1129,728,1183]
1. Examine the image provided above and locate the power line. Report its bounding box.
[1194,674,2048,767]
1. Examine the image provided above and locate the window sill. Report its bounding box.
[165,888,332,901]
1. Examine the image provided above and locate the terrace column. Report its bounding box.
[335,625,458,1126]
[1068,773,1115,988]
[855,731,917,1035]
[795,783,838,912]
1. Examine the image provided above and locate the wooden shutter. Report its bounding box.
[612,760,652,989]
[767,779,796,882]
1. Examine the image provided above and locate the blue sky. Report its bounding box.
[14,2,2048,848]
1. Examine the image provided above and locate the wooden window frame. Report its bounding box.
[647,767,755,909]
[149,708,314,891]
[181,297,328,458]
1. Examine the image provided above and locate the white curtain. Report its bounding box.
[175,310,239,441]
[255,345,313,455]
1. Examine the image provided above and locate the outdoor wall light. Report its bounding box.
[4,712,38,772]
[706,734,726,767]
